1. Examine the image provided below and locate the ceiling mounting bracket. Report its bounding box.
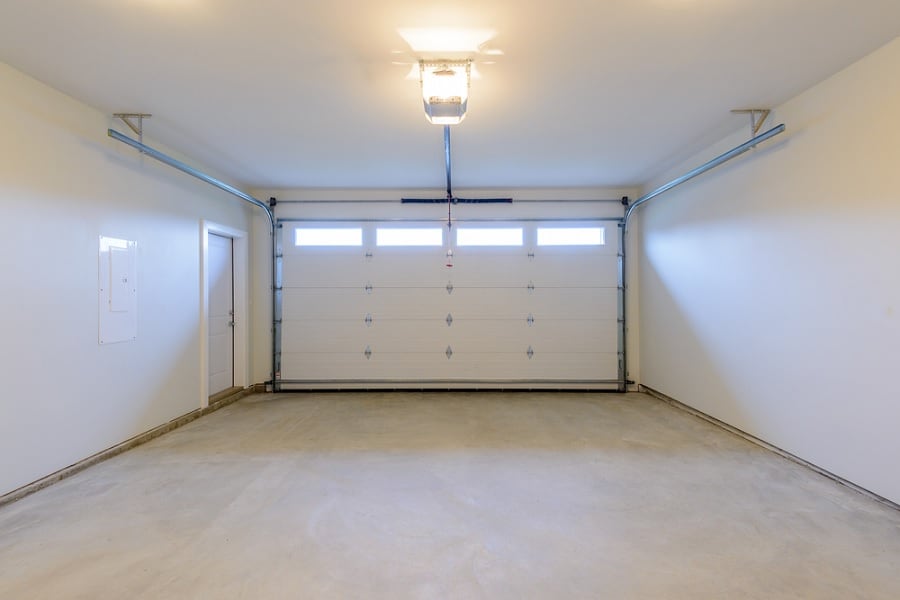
[731,109,771,137]
[114,113,152,146]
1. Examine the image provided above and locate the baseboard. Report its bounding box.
[640,385,900,513]
[0,385,265,508]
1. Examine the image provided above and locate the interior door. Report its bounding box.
[208,233,234,395]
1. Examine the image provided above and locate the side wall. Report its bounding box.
[638,38,900,503]
[0,62,255,496]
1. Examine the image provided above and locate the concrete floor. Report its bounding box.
[1,392,899,599]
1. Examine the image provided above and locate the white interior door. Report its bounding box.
[208,233,234,395]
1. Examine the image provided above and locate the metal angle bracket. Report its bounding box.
[113,113,152,145]
[731,109,771,137]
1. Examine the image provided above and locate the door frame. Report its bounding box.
[200,221,249,407]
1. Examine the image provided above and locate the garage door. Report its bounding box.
[277,218,622,389]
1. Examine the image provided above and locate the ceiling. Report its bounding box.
[1,1,899,192]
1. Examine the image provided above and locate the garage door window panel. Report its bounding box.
[537,227,605,246]
[456,227,523,246]
[376,228,444,247]
[294,227,363,247]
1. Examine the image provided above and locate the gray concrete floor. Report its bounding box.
[1,392,899,599]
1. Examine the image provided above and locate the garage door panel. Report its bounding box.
[282,352,454,381]
[283,319,619,355]
[528,287,618,316]
[365,252,450,282]
[278,219,622,387]
[444,321,531,350]
[282,319,372,353]
[284,319,455,353]
[284,287,460,319]
[282,287,372,319]
[284,320,620,353]
[440,287,525,313]
[367,288,456,317]
[434,287,619,318]
[525,320,619,353]
[448,254,533,285]
[367,320,459,352]
[281,291,618,323]
[516,353,619,380]
[529,255,619,286]
[283,254,369,287]
[281,352,617,382]
[528,317,619,339]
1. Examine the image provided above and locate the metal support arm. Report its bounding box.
[624,123,785,226]
[107,128,274,231]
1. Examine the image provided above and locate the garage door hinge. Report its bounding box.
[527,281,535,293]
[446,282,454,294]
[446,313,453,327]
[527,314,535,326]
[364,345,372,359]
[365,313,373,326]
[446,346,453,359]
[365,283,373,294]
[527,346,535,359]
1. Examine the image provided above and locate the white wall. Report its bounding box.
[638,37,900,503]
[0,62,257,496]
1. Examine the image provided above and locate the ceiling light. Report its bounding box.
[398,28,496,55]
[420,60,471,125]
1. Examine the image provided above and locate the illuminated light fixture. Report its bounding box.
[398,28,497,55]
[419,60,471,125]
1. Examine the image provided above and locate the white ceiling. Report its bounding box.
[1,1,899,191]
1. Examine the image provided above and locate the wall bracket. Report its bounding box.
[731,109,771,136]
[113,113,152,145]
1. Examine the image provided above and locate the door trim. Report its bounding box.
[200,221,249,408]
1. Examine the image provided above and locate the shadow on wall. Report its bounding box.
[132,320,203,432]
[639,227,761,433]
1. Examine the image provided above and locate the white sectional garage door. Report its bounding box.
[278,219,621,389]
